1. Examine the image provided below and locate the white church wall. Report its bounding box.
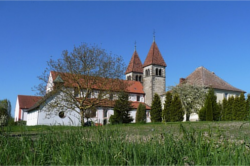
[214,89,241,103]
[27,110,39,126]
[14,97,19,122]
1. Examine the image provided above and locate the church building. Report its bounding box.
[15,38,245,125]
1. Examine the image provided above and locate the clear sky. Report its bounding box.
[1,1,250,117]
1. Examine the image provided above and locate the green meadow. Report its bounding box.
[1,121,250,165]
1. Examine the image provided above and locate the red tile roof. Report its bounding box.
[185,66,245,93]
[77,98,151,110]
[131,101,151,110]
[51,71,145,94]
[18,95,42,109]
[125,50,143,74]
[143,41,167,67]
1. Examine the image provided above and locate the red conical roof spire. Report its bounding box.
[125,50,143,74]
[143,41,167,67]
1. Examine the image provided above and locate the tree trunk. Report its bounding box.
[186,113,190,121]
[80,109,84,126]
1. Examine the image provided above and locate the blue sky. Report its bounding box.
[1,1,250,117]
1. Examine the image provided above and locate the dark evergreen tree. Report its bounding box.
[206,99,213,121]
[233,95,240,120]
[170,94,184,122]
[238,93,246,120]
[150,93,162,122]
[221,98,228,121]
[162,92,172,122]
[136,103,146,123]
[201,88,218,121]
[246,94,250,120]
[217,102,223,121]
[109,91,133,124]
[198,107,206,121]
[227,96,234,121]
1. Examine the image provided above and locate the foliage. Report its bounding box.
[35,43,127,125]
[227,96,234,121]
[246,94,250,120]
[170,94,184,122]
[198,107,206,121]
[109,91,133,124]
[199,88,218,121]
[0,99,11,126]
[162,92,172,122]
[169,83,206,121]
[150,93,162,122]
[136,103,146,123]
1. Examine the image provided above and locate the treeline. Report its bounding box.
[199,88,250,121]
[150,92,184,122]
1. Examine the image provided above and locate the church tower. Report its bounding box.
[125,46,143,82]
[142,40,167,106]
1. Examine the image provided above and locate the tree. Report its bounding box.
[170,94,184,122]
[162,92,172,122]
[246,94,250,120]
[238,93,247,120]
[0,99,11,126]
[35,43,127,126]
[233,95,240,120]
[150,93,162,122]
[227,96,234,121]
[168,83,207,121]
[109,91,133,124]
[221,98,228,121]
[199,88,218,121]
[135,103,146,123]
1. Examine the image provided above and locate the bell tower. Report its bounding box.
[125,44,143,82]
[142,39,167,106]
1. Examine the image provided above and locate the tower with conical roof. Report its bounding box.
[125,45,143,82]
[142,39,167,106]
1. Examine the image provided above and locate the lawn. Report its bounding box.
[1,121,250,165]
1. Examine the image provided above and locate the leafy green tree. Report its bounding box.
[136,103,146,123]
[150,93,162,122]
[170,94,184,122]
[0,99,11,126]
[168,83,206,121]
[109,91,133,124]
[162,92,172,122]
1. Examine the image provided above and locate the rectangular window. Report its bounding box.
[224,93,228,99]
[74,88,79,97]
[109,93,113,100]
[137,95,140,101]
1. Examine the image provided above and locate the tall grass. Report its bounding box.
[1,123,250,165]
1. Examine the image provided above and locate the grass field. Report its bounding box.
[1,121,250,165]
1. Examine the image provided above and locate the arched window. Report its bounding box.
[139,75,142,82]
[156,68,158,76]
[145,70,148,76]
[127,76,131,80]
[146,69,150,76]
[159,69,162,76]
[136,75,139,81]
